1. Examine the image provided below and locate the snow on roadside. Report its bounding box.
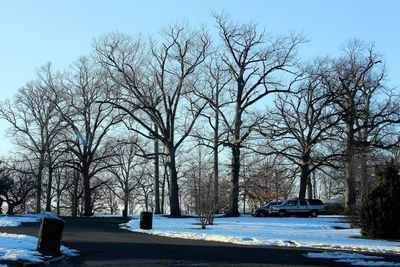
[122,215,400,254]
[0,232,78,264]
[306,252,383,259]
[0,213,78,264]
[0,232,78,263]
[0,211,60,227]
[306,252,400,266]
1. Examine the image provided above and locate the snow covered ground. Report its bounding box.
[0,211,59,227]
[122,215,400,254]
[0,213,78,266]
[306,252,400,266]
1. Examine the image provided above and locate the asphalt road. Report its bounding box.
[2,216,400,267]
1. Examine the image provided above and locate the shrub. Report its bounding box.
[360,163,400,239]
[324,203,345,215]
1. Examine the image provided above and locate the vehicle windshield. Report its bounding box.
[281,200,297,206]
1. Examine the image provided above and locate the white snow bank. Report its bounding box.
[306,252,383,259]
[122,215,400,254]
[306,252,400,266]
[0,212,77,264]
[0,212,60,227]
[0,232,78,263]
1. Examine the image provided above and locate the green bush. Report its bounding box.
[360,163,400,239]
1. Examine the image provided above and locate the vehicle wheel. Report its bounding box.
[310,210,318,217]
[259,211,266,217]
[278,210,287,217]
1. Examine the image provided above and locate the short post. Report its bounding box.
[140,211,153,230]
[37,217,65,256]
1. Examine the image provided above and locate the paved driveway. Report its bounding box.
[2,216,400,266]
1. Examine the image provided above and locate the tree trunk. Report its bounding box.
[344,128,357,214]
[56,193,61,215]
[72,170,79,217]
[213,109,219,209]
[123,191,129,217]
[154,125,161,214]
[7,203,14,215]
[161,169,166,214]
[167,145,181,217]
[45,155,53,211]
[307,173,313,199]
[226,97,242,217]
[227,145,241,217]
[298,162,310,200]
[35,152,46,214]
[312,172,317,199]
[212,87,220,209]
[359,152,369,202]
[82,164,92,216]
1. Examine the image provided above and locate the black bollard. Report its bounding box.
[37,217,65,256]
[139,211,153,230]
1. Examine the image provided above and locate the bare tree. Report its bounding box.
[0,161,36,215]
[0,64,64,213]
[95,25,210,216]
[259,62,341,200]
[324,40,400,212]
[60,57,122,216]
[184,145,219,228]
[153,124,161,214]
[106,136,148,216]
[244,155,295,206]
[215,15,305,216]
[194,58,232,210]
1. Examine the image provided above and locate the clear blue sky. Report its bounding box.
[1,0,399,155]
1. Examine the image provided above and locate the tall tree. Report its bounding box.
[153,124,161,214]
[260,62,341,200]
[324,40,400,212]
[60,57,122,216]
[0,64,63,213]
[95,25,210,216]
[106,137,147,217]
[195,58,232,209]
[215,15,305,216]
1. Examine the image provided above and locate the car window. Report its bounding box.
[288,200,297,206]
[299,200,307,206]
[308,199,324,205]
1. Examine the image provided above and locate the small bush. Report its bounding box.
[360,163,400,239]
[324,204,345,215]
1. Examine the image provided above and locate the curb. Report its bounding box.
[22,255,66,267]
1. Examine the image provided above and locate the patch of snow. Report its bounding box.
[337,259,400,266]
[0,264,7,267]
[0,213,77,264]
[306,252,400,266]
[0,212,61,227]
[0,216,38,227]
[0,232,78,263]
[122,215,400,254]
[306,252,383,259]
[36,211,60,219]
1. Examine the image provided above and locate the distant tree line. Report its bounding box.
[0,15,399,216]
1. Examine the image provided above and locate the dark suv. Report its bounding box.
[252,201,282,217]
[269,199,325,217]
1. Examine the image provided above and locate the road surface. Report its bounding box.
[2,216,400,266]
